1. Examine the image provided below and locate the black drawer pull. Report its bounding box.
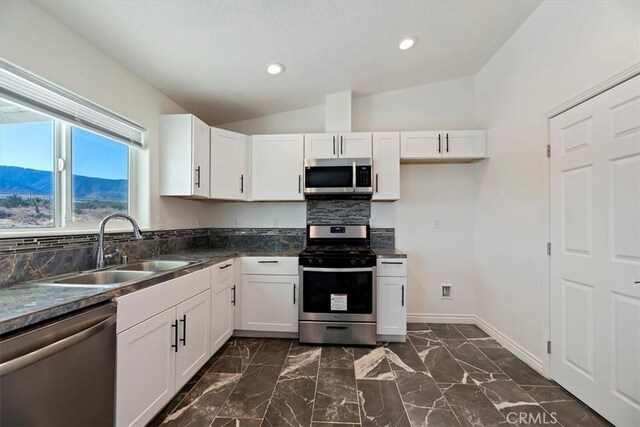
[231,285,236,306]
[171,320,178,352]
[258,260,279,264]
[381,261,403,265]
[327,326,349,330]
[401,285,405,307]
[179,315,187,346]
[219,263,232,270]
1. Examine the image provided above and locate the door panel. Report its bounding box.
[551,75,640,426]
[241,274,297,332]
[305,133,337,159]
[211,277,233,355]
[252,134,304,201]
[210,127,246,200]
[372,132,400,201]
[175,290,210,391]
[400,131,441,159]
[442,130,487,159]
[340,133,372,158]
[192,116,210,198]
[377,276,406,336]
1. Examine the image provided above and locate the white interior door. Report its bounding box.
[550,75,640,427]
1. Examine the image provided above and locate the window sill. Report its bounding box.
[0,226,152,239]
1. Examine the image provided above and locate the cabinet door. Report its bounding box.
[372,132,400,201]
[241,274,298,332]
[304,133,337,159]
[400,131,442,159]
[192,116,210,198]
[252,134,304,201]
[211,277,234,355]
[210,127,247,200]
[116,307,177,427]
[376,276,407,336]
[339,133,372,158]
[442,130,487,159]
[175,290,211,391]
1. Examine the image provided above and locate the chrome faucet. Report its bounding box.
[96,213,143,268]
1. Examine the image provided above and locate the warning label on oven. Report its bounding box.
[331,294,348,311]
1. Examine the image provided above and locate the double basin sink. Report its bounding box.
[36,260,193,289]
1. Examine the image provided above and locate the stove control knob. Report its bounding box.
[308,257,314,265]
[350,259,357,266]
[360,258,367,265]
[317,258,324,265]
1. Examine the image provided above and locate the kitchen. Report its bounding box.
[0,1,639,426]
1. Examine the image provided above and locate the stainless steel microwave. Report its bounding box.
[303,158,373,197]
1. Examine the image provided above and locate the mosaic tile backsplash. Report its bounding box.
[0,226,394,287]
[306,199,371,225]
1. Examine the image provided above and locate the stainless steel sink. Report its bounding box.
[115,260,191,272]
[44,270,155,288]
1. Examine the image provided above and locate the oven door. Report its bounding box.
[299,267,376,322]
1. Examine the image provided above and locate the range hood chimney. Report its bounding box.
[325,90,352,132]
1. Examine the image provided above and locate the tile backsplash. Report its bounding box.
[306,199,371,225]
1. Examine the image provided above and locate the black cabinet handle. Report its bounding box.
[446,133,449,153]
[375,173,379,193]
[381,261,403,265]
[401,285,405,307]
[635,281,640,285]
[340,136,343,155]
[220,263,232,270]
[179,315,187,346]
[240,174,244,193]
[298,175,302,193]
[333,136,336,155]
[293,283,296,304]
[438,135,441,154]
[231,285,236,306]
[258,260,279,264]
[195,166,201,188]
[171,320,178,352]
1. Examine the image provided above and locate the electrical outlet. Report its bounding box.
[441,284,452,299]
[232,217,239,228]
[433,219,440,229]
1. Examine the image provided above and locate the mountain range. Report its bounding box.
[0,165,127,201]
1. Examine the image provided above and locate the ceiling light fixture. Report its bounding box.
[266,63,285,75]
[399,37,418,50]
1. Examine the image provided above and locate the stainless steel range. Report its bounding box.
[298,224,377,346]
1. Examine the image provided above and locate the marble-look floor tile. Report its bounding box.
[441,384,508,427]
[385,341,428,372]
[415,345,467,383]
[209,356,250,374]
[212,418,262,426]
[471,376,544,423]
[453,324,489,339]
[160,372,242,427]
[217,365,281,419]
[262,375,316,427]
[354,346,394,380]
[479,348,552,386]
[540,401,612,427]
[250,339,292,366]
[357,379,410,427]
[442,340,501,374]
[320,346,354,369]
[394,371,460,427]
[427,324,466,340]
[468,337,503,348]
[408,331,440,347]
[222,338,263,360]
[281,345,321,378]
[313,368,360,424]
[311,423,360,427]
[519,385,575,404]
[407,323,431,331]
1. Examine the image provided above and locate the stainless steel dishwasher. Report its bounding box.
[0,302,116,426]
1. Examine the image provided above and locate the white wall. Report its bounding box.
[0,0,208,230]
[474,0,640,360]
[211,77,480,317]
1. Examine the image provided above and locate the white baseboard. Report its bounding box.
[407,313,476,324]
[474,316,544,375]
[406,313,544,375]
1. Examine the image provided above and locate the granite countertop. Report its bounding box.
[373,248,407,258]
[0,248,301,335]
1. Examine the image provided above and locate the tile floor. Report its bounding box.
[149,323,611,427]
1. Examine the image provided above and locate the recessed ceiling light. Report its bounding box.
[399,37,418,50]
[266,63,285,75]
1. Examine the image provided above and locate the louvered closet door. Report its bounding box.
[550,75,640,427]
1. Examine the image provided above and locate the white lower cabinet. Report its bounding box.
[241,274,298,332]
[116,269,211,427]
[211,276,235,354]
[376,258,407,339]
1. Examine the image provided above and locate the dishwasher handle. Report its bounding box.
[0,313,116,377]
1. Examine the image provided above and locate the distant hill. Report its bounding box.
[0,165,127,201]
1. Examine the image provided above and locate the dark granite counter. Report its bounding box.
[0,248,301,335]
[373,248,407,258]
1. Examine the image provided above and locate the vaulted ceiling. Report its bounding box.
[35,0,541,125]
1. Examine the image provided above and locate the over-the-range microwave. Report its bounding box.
[303,158,373,198]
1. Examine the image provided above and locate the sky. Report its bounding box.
[0,121,128,180]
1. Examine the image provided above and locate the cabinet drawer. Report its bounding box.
[377,258,407,277]
[211,258,234,284]
[240,257,298,275]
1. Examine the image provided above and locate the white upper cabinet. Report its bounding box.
[252,134,304,201]
[304,133,372,159]
[372,132,400,201]
[210,127,248,200]
[401,130,487,161]
[160,114,210,198]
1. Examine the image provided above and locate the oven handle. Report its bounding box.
[302,267,374,273]
[352,161,356,190]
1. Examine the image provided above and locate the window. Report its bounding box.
[0,99,131,230]
[0,60,145,233]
